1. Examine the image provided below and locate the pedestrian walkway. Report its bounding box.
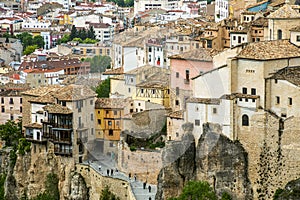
[84,156,157,200]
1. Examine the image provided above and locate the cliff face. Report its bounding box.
[156,123,252,199]
[5,142,88,200]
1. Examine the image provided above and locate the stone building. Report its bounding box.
[0,83,30,124]
[268,3,300,40]
[22,84,96,163]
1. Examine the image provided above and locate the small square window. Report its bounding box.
[251,88,256,95]
[114,111,117,115]
[242,87,247,94]
[195,119,200,126]
[98,119,101,125]
[175,100,179,106]
[108,121,112,126]
[213,108,217,114]
[176,72,179,78]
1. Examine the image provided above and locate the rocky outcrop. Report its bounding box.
[275,178,300,199]
[12,142,75,199]
[69,172,89,200]
[156,123,252,199]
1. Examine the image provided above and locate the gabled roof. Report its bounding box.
[270,66,300,87]
[268,4,300,18]
[169,48,219,62]
[43,104,72,114]
[236,40,300,60]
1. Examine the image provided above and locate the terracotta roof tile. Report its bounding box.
[167,110,184,119]
[187,98,220,105]
[53,84,96,101]
[43,104,72,114]
[271,66,300,87]
[95,98,126,109]
[169,48,219,62]
[237,40,300,60]
[268,4,300,18]
[24,123,42,129]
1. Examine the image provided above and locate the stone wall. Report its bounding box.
[75,164,134,200]
[238,112,300,199]
[117,146,162,184]
[123,109,167,137]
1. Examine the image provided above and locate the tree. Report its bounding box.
[88,55,111,73]
[31,173,59,200]
[78,29,87,40]
[87,26,96,40]
[221,192,233,200]
[83,38,98,44]
[0,120,22,148]
[24,45,38,55]
[95,78,110,98]
[72,37,83,43]
[17,32,33,50]
[33,35,45,48]
[70,25,78,41]
[169,181,217,200]
[57,34,70,44]
[100,186,120,200]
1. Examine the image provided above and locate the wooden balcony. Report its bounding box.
[54,148,72,156]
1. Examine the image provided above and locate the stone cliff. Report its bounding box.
[3,142,90,200]
[156,123,253,199]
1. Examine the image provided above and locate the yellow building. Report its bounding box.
[95,98,125,141]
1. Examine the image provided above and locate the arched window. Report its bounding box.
[242,115,249,126]
[278,29,282,40]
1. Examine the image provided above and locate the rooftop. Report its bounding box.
[270,66,300,87]
[95,98,126,109]
[53,84,96,101]
[236,40,300,60]
[169,48,219,62]
[187,97,220,105]
[43,104,73,114]
[268,4,300,18]
[167,110,184,119]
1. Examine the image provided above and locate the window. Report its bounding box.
[278,29,282,40]
[185,70,190,81]
[213,108,217,114]
[176,72,179,78]
[98,119,101,125]
[297,35,300,42]
[175,100,179,106]
[275,79,278,84]
[91,113,94,121]
[251,88,256,95]
[91,128,94,135]
[176,87,179,95]
[276,96,280,104]
[242,114,249,126]
[1,106,4,112]
[1,98,3,104]
[9,98,13,104]
[242,87,247,94]
[20,106,22,113]
[141,89,144,93]
[114,111,117,115]
[233,36,236,40]
[288,97,292,105]
[138,103,141,106]
[238,36,241,43]
[109,129,113,136]
[108,121,112,126]
[90,100,93,105]
[10,115,14,121]
[128,88,131,93]
[195,119,200,126]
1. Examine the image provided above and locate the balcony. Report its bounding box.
[54,148,72,156]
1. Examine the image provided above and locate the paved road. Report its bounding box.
[84,156,157,200]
